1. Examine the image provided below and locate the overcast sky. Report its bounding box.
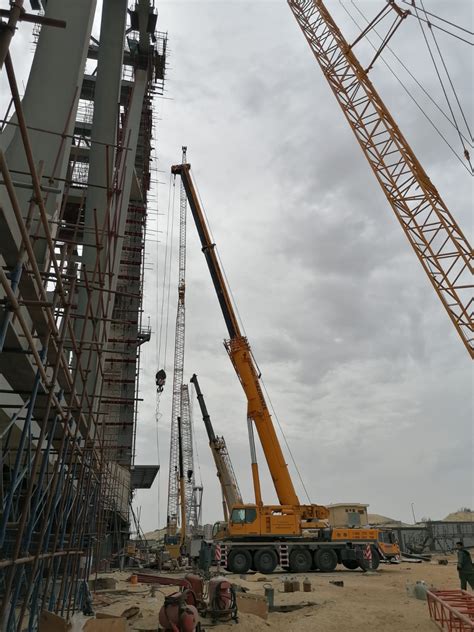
[2,1,472,531]
[134,0,473,531]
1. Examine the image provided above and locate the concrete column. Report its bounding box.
[82,0,128,269]
[0,0,96,270]
[106,69,148,312]
[80,69,148,406]
[75,1,129,407]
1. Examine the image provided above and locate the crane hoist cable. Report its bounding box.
[260,377,312,505]
[156,173,173,366]
[347,0,473,148]
[162,178,178,372]
[400,0,474,40]
[341,0,473,169]
[156,174,176,529]
[191,168,315,507]
[192,173,248,339]
[339,0,473,174]
[411,0,473,170]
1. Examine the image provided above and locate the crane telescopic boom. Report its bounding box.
[172,162,327,521]
[190,373,242,521]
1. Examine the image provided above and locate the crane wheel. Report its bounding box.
[371,548,380,570]
[314,548,338,572]
[254,548,278,574]
[342,560,359,570]
[360,547,380,571]
[227,548,251,574]
[289,549,312,573]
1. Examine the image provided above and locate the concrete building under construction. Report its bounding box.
[0,2,165,630]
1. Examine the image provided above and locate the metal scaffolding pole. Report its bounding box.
[0,2,167,630]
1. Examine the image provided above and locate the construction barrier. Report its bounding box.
[427,590,474,631]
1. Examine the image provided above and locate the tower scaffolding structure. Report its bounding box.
[167,147,199,536]
[0,2,167,630]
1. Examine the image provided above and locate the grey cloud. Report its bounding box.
[133,0,472,528]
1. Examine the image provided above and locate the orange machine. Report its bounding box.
[172,162,400,572]
[172,163,327,530]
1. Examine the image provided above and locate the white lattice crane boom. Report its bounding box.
[166,147,198,536]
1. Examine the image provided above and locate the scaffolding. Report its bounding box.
[0,2,166,630]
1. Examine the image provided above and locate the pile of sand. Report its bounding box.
[443,510,474,522]
[367,513,408,526]
[141,527,167,541]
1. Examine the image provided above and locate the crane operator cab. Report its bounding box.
[211,506,260,540]
[228,507,259,536]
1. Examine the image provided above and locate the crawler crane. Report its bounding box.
[172,162,400,573]
[287,0,473,357]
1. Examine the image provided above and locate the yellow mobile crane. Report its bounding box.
[172,162,400,573]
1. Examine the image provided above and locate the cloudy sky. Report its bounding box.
[2,1,472,531]
[134,0,472,531]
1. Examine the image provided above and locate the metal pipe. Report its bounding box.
[0,348,46,548]
[0,1,24,70]
[0,262,21,352]
[0,8,66,29]
[247,417,263,507]
[0,179,62,194]
[0,549,82,569]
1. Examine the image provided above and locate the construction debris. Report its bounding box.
[236,593,268,620]
[78,553,465,631]
[38,612,72,632]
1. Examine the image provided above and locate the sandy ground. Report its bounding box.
[90,555,465,631]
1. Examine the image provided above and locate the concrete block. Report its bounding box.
[236,591,268,620]
[39,611,71,632]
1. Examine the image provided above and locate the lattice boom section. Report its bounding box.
[288,0,473,357]
[166,299,185,531]
[180,385,197,529]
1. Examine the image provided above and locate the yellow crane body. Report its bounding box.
[171,162,329,534]
[172,161,400,571]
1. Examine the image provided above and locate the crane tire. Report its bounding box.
[289,548,312,573]
[342,560,359,570]
[227,548,251,574]
[314,548,338,572]
[254,548,278,574]
[371,548,380,570]
[360,547,380,571]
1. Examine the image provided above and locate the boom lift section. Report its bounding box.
[171,162,328,522]
[191,373,243,521]
[288,0,473,358]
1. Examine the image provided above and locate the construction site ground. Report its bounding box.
[85,554,464,631]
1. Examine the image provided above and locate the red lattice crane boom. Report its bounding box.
[288,0,473,358]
